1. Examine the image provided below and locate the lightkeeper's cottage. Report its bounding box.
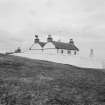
[29,35,79,55]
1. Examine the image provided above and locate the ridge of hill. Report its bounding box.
[0,54,105,105]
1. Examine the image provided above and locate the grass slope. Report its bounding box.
[0,54,105,105]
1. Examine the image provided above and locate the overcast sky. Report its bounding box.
[0,0,105,57]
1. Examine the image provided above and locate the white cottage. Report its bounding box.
[29,35,45,53]
[29,35,79,55]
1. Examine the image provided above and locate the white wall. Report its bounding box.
[57,49,78,56]
[31,43,42,50]
[57,49,67,55]
[44,42,55,49]
[29,49,43,54]
[43,42,57,54]
[43,49,57,54]
[27,43,43,54]
[13,52,104,69]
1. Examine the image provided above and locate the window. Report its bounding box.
[61,49,63,54]
[57,49,59,53]
[67,50,71,54]
[74,51,76,55]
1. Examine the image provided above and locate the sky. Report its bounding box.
[0,0,105,58]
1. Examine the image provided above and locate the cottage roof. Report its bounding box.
[31,35,79,51]
[36,41,79,51]
[53,41,79,51]
[39,42,46,47]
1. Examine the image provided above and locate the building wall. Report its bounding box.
[57,49,78,55]
[57,49,67,55]
[43,49,57,54]
[31,43,42,50]
[43,42,57,54]
[30,49,43,54]
[29,43,42,54]
[30,42,78,55]
[44,42,55,49]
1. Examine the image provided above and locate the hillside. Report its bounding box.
[0,54,105,105]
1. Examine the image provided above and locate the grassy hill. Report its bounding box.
[0,54,105,105]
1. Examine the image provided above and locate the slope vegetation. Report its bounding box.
[0,54,105,105]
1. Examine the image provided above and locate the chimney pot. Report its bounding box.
[47,35,53,42]
[34,35,39,43]
[69,38,74,44]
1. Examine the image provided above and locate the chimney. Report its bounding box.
[89,49,94,57]
[34,35,39,43]
[69,38,74,44]
[47,35,53,42]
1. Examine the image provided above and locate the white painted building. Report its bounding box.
[29,35,79,55]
